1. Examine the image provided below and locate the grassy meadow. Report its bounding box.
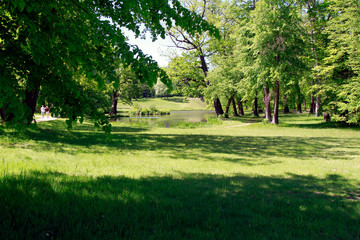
[117,97,209,113]
[0,99,359,239]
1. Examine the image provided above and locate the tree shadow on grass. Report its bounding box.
[3,121,360,163]
[223,114,264,124]
[277,113,360,130]
[0,171,359,239]
[282,121,360,130]
[162,97,188,103]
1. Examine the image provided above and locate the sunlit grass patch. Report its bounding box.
[0,113,359,239]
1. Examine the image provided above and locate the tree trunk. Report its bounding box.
[23,82,40,125]
[283,105,290,114]
[224,95,233,118]
[283,96,290,114]
[0,105,11,123]
[309,91,315,114]
[0,108,4,123]
[315,94,321,117]
[297,102,302,113]
[263,86,272,122]
[324,113,330,122]
[237,97,244,116]
[232,96,239,117]
[303,99,306,110]
[199,53,224,116]
[214,98,224,116]
[253,96,259,117]
[110,90,118,115]
[296,92,302,113]
[272,81,280,124]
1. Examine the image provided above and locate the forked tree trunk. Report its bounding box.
[232,97,239,116]
[237,97,244,116]
[263,86,272,122]
[272,81,280,124]
[110,90,118,115]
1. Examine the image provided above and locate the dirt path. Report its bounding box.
[33,117,59,123]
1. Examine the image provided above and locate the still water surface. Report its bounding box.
[112,110,216,127]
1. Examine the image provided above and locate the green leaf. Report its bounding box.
[18,0,26,12]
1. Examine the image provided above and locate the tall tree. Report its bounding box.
[167,0,223,115]
[109,66,143,116]
[246,0,305,124]
[301,0,329,116]
[165,52,206,97]
[318,0,360,124]
[0,0,218,131]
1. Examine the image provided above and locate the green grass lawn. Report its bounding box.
[117,97,209,113]
[1,111,359,239]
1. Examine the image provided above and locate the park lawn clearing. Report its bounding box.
[117,97,209,113]
[0,113,359,239]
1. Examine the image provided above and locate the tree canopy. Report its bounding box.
[0,0,218,132]
[165,0,359,125]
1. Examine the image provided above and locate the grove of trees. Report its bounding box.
[165,0,360,125]
[0,0,218,132]
[1,0,359,130]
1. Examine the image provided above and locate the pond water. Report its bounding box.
[111,110,216,127]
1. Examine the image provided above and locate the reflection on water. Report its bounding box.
[110,110,216,127]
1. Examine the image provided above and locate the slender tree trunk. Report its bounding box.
[272,81,280,124]
[296,87,302,113]
[110,90,118,115]
[214,98,224,116]
[253,96,259,117]
[315,94,321,117]
[309,88,315,114]
[297,102,302,113]
[224,95,233,118]
[303,99,306,110]
[263,86,272,122]
[237,97,244,116]
[283,96,290,114]
[309,22,320,115]
[283,105,290,114]
[199,53,224,116]
[232,96,239,117]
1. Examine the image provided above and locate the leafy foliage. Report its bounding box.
[318,0,360,124]
[0,0,218,132]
